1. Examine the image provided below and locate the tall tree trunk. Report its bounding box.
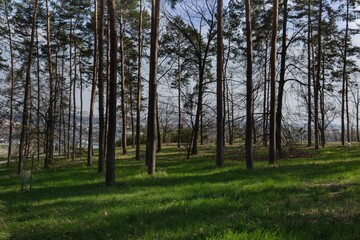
[146,0,160,175]
[320,56,326,147]
[269,0,279,165]
[307,0,312,147]
[120,14,127,155]
[36,27,41,160]
[314,0,322,150]
[105,0,118,186]
[6,3,15,166]
[344,0,350,144]
[87,0,98,167]
[58,51,64,156]
[18,0,39,174]
[177,54,181,148]
[135,0,143,160]
[72,43,77,160]
[79,62,83,157]
[45,0,54,168]
[216,0,224,167]
[104,17,110,162]
[61,55,66,157]
[67,21,73,160]
[98,0,106,169]
[245,0,253,170]
[262,39,269,147]
[275,0,288,155]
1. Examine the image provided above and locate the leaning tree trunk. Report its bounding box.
[275,0,288,156]
[87,0,97,167]
[18,0,39,174]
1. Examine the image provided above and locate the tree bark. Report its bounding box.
[245,0,253,170]
[45,0,55,168]
[275,0,288,156]
[99,0,106,169]
[105,0,118,186]
[307,0,312,147]
[120,14,127,155]
[314,0,322,150]
[216,0,224,167]
[146,0,160,175]
[135,0,143,160]
[269,0,279,165]
[18,0,39,174]
[72,42,77,160]
[87,0,98,167]
[67,21,73,160]
[5,2,15,166]
[342,0,350,144]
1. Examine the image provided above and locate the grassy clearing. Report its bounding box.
[1,144,360,239]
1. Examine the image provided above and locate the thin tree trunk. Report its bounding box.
[245,0,253,170]
[275,0,288,156]
[307,0,312,147]
[72,43,77,160]
[135,0,143,160]
[67,21,73,160]
[79,62,83,157]
[87,0,98,167]
[6,3,14,166]
[120,14,127,155]
[314,0,322,150]
[177,54,181,148]
[269,0,279,165]
[36,27,41,161]
[216,0,224,167]
[344,0,350,143]
[263,40,269,147]
[18,0,39,174]
[45,0,54,168]
[320,56,325,147]
[98,0,106,169]
[105,0,118,187]
[104,16,110,161]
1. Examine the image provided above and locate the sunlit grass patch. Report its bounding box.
[1,144,360,239]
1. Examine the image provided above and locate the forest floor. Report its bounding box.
[1,144,360,239]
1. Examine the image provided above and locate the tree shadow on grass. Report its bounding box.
[8,178,360,240]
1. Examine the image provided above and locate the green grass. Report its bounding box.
[1,144,360,239]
